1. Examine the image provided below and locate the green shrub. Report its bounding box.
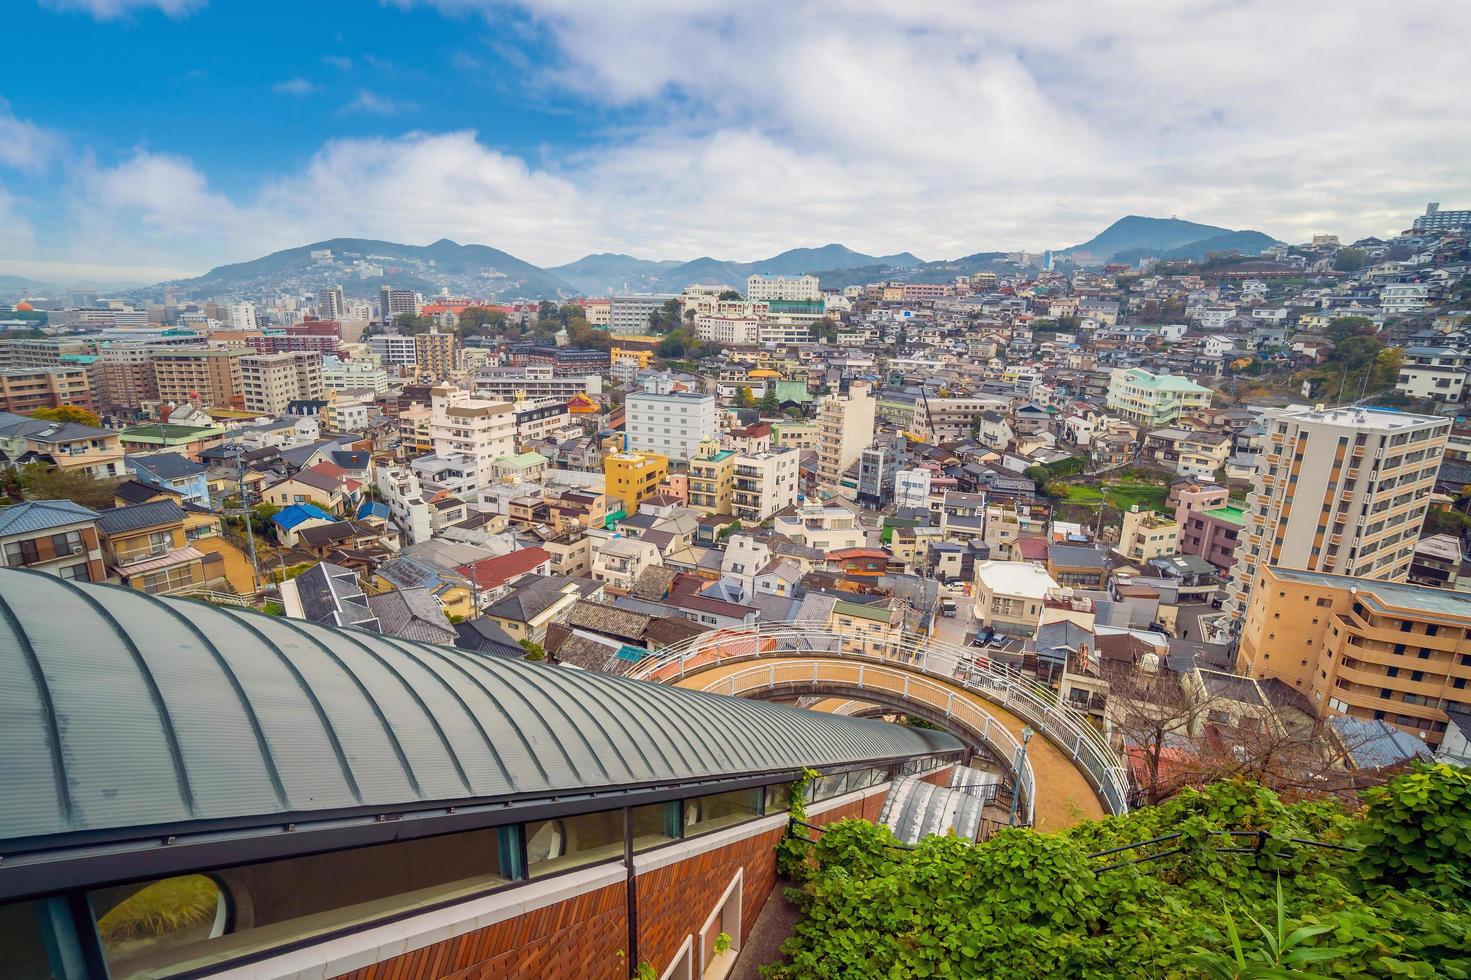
[763,769,1471,979]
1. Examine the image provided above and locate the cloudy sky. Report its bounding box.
[3,0,1469,282]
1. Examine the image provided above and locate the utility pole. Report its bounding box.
[234,442,261,594]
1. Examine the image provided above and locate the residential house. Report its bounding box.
[125,452,211,507]
[96,500,223,595]
[0,499,106,583]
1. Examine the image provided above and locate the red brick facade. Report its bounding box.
[332,883,628,980]
[636,824,787,972]
[332,784,905,980]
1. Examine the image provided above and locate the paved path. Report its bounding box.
[675,658,1105,831]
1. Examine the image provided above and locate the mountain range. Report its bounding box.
[548,244,923,295]
[35,215,1280,304]
[1058,216,1279,265]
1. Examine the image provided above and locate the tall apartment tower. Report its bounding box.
[241,352,324,415]
[816,381,877,489]
[414,329,460,382]
[379,287,423,321]
[1227,406,1450,619]
[317,285,346,319]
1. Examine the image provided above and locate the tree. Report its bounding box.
[30,406,101,426]
[812,317,839,344]
[1326,316,1375,345]
[18,462,119,509]
[738,386,757,409]
[1333,334,1383,372]
[656,332,688,358]
[1106,666,1209,806]
[519,637,546,661]
[458,306,507,336]
[392,312,434,335]
[1332,248,1369,273]
[758,388,781,414]
[718,290,743,301]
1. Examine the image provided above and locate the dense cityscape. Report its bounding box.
[3,0,1470,977]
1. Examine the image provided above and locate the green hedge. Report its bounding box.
[767,765,1471,978]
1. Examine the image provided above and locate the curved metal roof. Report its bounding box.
[0,570,960,845]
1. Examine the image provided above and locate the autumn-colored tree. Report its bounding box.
[30,406,101,427]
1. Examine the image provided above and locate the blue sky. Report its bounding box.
[3,0,1470,283]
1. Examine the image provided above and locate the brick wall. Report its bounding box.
[635,824,786,972]
[331,882,628,980]
[917,764,954,788]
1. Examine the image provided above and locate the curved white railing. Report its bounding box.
[632,622,1130,817]
[694,660,1036,826]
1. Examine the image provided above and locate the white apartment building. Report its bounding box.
[608,294,677,333]
[368,334,417,368]
[772,501,866,551]
[240,351,323,415]
[731,449,799,523]
[1227,406,1451,616]
[625,375,717,462]
[428,385,517,489]
[321,356,390,395]
[1395,346,1468,404]
[373,460,432,544]
[474,365,602,401]
[1381,283,1430,315]
[227,302,258,330]
[695,314,761,347]
[894,468,933,511]
[816,381,877,488]
[747,274,820,302]
[758,320,815,346]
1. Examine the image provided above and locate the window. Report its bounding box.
[59,562,92,582]
[89,824,517,979]
[684,788,760,837]
[0,900,54,979]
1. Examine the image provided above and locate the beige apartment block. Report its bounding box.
[1237,565,1471,749]
[1227,406,1450,617]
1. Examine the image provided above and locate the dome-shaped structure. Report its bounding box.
[14,300,34,311]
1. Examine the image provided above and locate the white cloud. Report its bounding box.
[322,55,353,70]
[272,77,317,96]
[0,101,63,172]
[341,90,417,116]
[13,0,1471,279]
[39,0,202,19]
[0,183,38,260]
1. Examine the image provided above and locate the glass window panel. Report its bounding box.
[90,826,514,979]
[630,802,680,851]
[0,900,56,980]
[684,789,760,836]
[763,782,791,815]
[526,809,627,878]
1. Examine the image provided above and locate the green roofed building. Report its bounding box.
[118,422,226,452]
[1105,367,1214,427]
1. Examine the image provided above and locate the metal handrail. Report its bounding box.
[631,621,1130,817]
[691,660,1036,825]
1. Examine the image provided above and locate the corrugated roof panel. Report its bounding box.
[164,602,360,812]
[0,593,69,839]
[304,626,471,801]
[227,613,420,803]
[0,571,964,845]
[368,636,516,796]
[394,643,554,793]
[90,589,284,818]
[8,575,194,832]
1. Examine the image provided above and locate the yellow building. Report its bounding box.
[397,402,434,456]
[688,441,735,516]
[603,450,669,513]
[1119,508,1179,563]
[1237,565,1471,749]
[609,346,654,371]
[413,329,460,381]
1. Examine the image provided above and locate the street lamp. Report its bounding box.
[1008,726,1034,827]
